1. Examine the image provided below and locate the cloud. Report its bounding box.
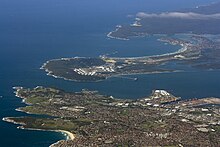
[136,12,220,19]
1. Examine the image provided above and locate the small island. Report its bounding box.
[3,86,220,146]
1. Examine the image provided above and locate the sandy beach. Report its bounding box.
[56,130,75,140]
[49,130,75,147]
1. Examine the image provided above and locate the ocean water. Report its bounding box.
[0,0,219,146]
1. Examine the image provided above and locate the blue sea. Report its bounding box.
[0,0,219,146]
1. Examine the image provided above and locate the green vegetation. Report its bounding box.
[19,106,46,115]
[25,97,48,104]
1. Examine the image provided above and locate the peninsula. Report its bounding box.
[42,35,220,82]
[3,86,220,146]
